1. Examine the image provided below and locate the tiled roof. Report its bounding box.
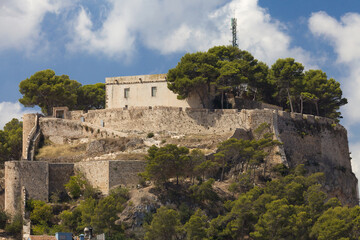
[28,235,57,240]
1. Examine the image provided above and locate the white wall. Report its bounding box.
[105,74,203,109]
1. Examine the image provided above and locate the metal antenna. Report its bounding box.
[231,18,238,47]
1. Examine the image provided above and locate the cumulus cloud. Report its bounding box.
[0,102,35,129]
[67,0,314,66]
[309,12,360,125]
[0,0,74,52]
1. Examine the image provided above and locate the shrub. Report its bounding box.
[5,214,22,235]
[147,132,154,138]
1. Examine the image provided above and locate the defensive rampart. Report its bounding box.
[4,160,145,216]
[20,107,358,206]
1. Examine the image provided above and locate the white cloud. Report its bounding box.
[0,102,35,129]
[67,0,314,66]
[350,142,360,194]
[0,0,74,53]
[309,12,360,125]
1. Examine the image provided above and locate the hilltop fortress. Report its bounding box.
[4,74,359,216]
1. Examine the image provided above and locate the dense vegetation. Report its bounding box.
[168,46,347,120]
[19,69,105,115]
[0,118,22,163]
[2,129,359,239]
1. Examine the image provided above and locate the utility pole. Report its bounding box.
[231,18,238,47]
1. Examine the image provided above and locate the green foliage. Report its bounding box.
[0,210,8,229]
[167,51,218,108]
[0,118,22,163]
[301,70,347,119]
[147,132,154,138]
[215,129,281,181]
[58,187,129,235]
[64,173,98,199]
[167,46,272,108]
[228,172,254,194]
[29,200,53,226]
[169,47,346,119]
[5,214,23,235]
[141,144,189,186]
[189,178,219,204]
[144,206,183,240]
[184,209,208,240]
[270,58,304,113]
[19,69,106,115]
[19,69,81,115]
[310,206,360,240]
[76,83,105,111]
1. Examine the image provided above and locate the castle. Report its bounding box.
[4,74,359,218]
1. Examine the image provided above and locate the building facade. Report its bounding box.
[105,74,203,109]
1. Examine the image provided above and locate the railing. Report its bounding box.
[25,114,42,161]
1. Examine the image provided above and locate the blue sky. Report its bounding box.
[1,0,360,180]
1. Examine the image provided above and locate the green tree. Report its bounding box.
[0,118,22,163]
[167,51,218,108]
[302,69,347,119]
[168,46,272,109]
[145,207,183,240]
[64,173,98,199]
[19,69,81,115]
[184,209,208,240]
[270,58,304,112]
[29,200,53,226]
[76,83,106,111]
[209,46,271,105]
[310,206,353,240]
[189,178,219,204]
[142,144,189,186]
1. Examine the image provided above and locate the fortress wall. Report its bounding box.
[275,112,357,205]
[39,118,127,144]
[5,161,49,216]
[74,161,110,194]
[18,107,356,205]
[48,163,74,195]
[22,114,37,160]
[108,160,146,189]
[70,107,250,135]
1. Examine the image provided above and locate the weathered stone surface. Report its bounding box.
[18,108,358,208]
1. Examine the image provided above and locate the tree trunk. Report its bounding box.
[300,95,303,114]
[221,90,224,109]
[315,100,319,116]
[221,160,225,181]
[287,88,294,113]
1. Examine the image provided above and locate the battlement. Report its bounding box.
[105,73,167,85]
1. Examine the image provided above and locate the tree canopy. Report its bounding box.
[19,69,105,115]
[167,46,270,108]
[0,118,22,163]
[168,46,347,120]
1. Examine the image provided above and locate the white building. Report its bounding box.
[105,74,203,109]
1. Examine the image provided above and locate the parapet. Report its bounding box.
[106,73,167,85]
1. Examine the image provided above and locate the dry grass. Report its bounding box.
[36,143,86,159]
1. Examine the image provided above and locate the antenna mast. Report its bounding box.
[231,18,238,47]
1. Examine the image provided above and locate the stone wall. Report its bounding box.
[49,164,74,195]
[109,160,146,189]
[74,160,146,194]
[20,107,358,206]
[74,161,110,194]
[5,160,146,216]
[61,107,357,204]
[22,114,37,160]
[5,162,49,216]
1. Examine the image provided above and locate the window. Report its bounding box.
[124,88,130,98]
[151,86,157,97]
